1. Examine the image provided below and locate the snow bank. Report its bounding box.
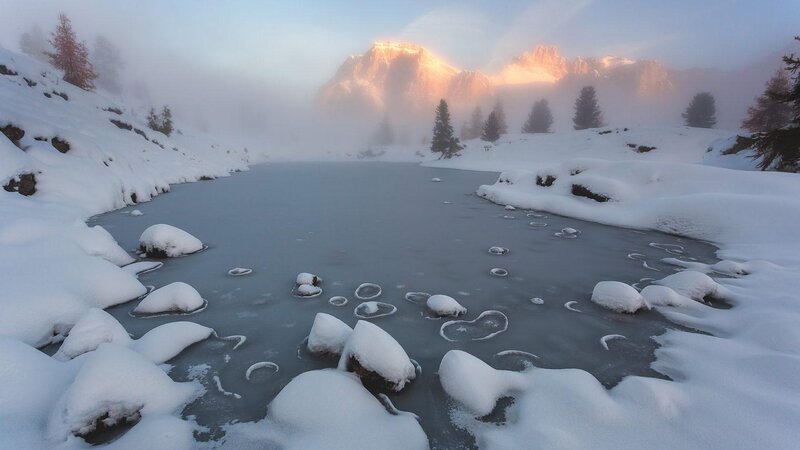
[338,320,416,391]
[54,308,131,361]
[591,281,649,313]
[426,294,467,317]
[439,350,526,416]
[653,271,725,302]
[223,369,428,450]
[139,224,203,258]
[134,282,205,314]
[307,313,352,355]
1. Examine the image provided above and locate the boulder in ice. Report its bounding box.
[654,270,723,301]
[296,272,321,286]
[133,282,205,315]
[138,224,203,258]
[338,321,415,391]
[426,294,466,317]
[591,281,649,313]
[439,350,526,416]
[307,313,353,356]
[54,308,131,361]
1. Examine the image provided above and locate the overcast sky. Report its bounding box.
[1,0,797,93]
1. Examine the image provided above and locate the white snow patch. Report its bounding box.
[134,282,205,314]
[439,350,526,416]
[591,281,650,313]
[338,320,416,391]
[426,294,467,317]
[139,224,203,257]
[307,313,353,355]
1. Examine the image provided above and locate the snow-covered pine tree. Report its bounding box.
[742,69,792,132]
[430,99,462,159]
[522,99,553,133]
[482,111,501,142]
[46,13,97,90]
[573,86,603,130]
[682,92,717,128]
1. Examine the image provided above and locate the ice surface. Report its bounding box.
[328,295,349,306]
[354,301,397,319]
[600,334,627,350]
[591,281,650,313]
[354,282,382,300]
[139,224,203,258]
[122,261,163,276]
[488,246,509,255]
[426,294,467,317]
[440,310,508,342]
[404,291,431,305]
[529,297,545,305]
[133,282,205,314]
[489,267,508,277]
[307,313,352,355]
[228,267,252,276]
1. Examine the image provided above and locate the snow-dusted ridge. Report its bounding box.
[430,131,800,448]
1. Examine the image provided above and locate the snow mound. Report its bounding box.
[138,224,203,258]
[134,282,205,314]
[426,294,467,317]
[591,281,649,313]
[129,209,143,217]
[131,321,213,363]
[439,350,526,416]
[223,369,428,449]
[338,320,415,391]
[293,283,322,298]
[640,285,696,308]
[47,344,201,441]
[54,308,131,361]
[307,313,352,355]
[654,270,723,302]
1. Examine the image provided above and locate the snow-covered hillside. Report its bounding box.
[0,47,260,449]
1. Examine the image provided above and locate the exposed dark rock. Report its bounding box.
[598,129,612,135]
[635,145,656,153]
[51,137,70,153]
[78,407,141,445]
[569,169,584,176]
[571,184,610,202]
[0,64,17,76]
[130,192,138,204]
[43,92,52,98]
[199,176,214,181]
[345,356,408,392]
[34,136,47,141]
[3,173,37,196]
[720,135,756,155]
[133,128,149,141]
[109,119,133,131]
[1,124,25,147]
[104,107,123,115]
[536,174,556,187]
[52,91,68,101]
[23,77,37,87]
[626,143,637,148]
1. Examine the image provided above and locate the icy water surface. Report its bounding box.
[92,163,719,448]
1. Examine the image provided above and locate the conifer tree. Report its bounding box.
[682,92,717,128]
[46,13,97,90]
[573,86,603,130]
[742,69,792,132]
[19,24,49,63]
[482,111,501,142]
[147,108,160,132]
[492,101,508,135]
[430,99,463,159]
[160,106,173,136]
[522,99,553,133]
[462,106,484,140]
[751,37,800,171]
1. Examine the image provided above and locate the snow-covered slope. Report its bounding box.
[0,46,261,448]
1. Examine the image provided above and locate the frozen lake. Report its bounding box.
[90,162,719,448]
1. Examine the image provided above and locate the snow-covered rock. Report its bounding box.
[138,224,203,258]
[654,271,723,302]
[338,320,415,391]
[293,283,322,298]
[223,369,428,449]
[130,321,213,363]
[426,294,467,317]
[46,344,201,441]
[53,308,131,361]
[129,209,143,217]
[307,313,352,355]
[591,281,649,313]
[639,285,696,308]
[134,282,205,314]
[438,350,526,416]
[296,272,322,286]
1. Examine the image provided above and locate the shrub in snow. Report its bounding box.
[138,224,203,258]
[591,281,649,313]
[338,320,415,391]
[46,344,201,441]
[307,313,352,356]
[134,282,205,314]
[654,270,723,302]
[438,350,526,416]
[426,294,467,317]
